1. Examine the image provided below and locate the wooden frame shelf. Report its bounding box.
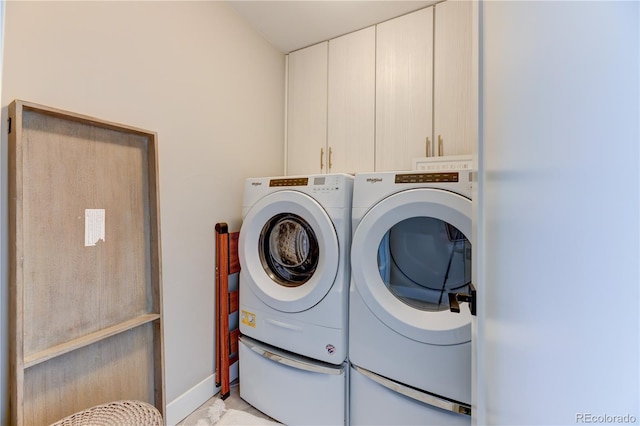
[23,314,161,369]
[8,100,165,426]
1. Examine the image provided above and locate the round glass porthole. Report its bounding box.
[377,217,471,312]
[259,213,320,287]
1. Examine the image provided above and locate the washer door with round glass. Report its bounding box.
[239,190,339,313]
[351,188,472,345]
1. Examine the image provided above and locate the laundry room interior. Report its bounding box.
[0,1,638,425]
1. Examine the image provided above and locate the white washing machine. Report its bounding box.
[349,156,474,425]
[238,173,352,425]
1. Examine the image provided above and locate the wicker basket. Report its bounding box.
[50,400,163,426]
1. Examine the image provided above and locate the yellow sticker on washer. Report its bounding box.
[241,310,256,328]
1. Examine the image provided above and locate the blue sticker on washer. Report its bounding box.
[326,344,336,355]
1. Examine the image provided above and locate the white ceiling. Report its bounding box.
[226,1,434,53]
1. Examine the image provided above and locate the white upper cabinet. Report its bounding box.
[375,7,434,172]
[434,0,473,156]
[286,30,375,176]
[286,42,328,176]
[328,27,376,174]
[285,1,474,175]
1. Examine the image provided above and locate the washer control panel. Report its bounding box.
[269,177,308,187]
[268,176,345,192]
[311,175,343,193]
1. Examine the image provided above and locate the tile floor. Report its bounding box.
[177,381,276,425]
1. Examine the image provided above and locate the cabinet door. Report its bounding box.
[328,27,375,174]
[434,0,473,156]
[375,7,434,172]
[286,42,328,176]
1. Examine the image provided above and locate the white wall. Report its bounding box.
[0,1,285,424]
[477,1,639,424]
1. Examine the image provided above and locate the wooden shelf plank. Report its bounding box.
[23,314,160,369]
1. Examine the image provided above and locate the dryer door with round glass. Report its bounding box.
[351,188,472,345]
[240,190,339,313]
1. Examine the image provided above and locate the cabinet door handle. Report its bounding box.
[328,147,333,170]
[438,135,444,156]
[426,137,432,157]
[320,147,324,170]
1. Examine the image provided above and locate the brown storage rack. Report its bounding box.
[215,223,240,400]
[8,100,165,425]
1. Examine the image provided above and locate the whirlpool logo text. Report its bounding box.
[366,178,383,184]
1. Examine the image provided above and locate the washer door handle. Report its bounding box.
[448,283,476,316]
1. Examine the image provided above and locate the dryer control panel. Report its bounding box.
[412,155,472,172]
[395,172,459,184]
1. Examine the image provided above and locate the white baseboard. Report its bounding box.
[165,374,217,426]
[165,361,239,426]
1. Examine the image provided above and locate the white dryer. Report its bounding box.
[349,157,474,425]
[238,173,352,425]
